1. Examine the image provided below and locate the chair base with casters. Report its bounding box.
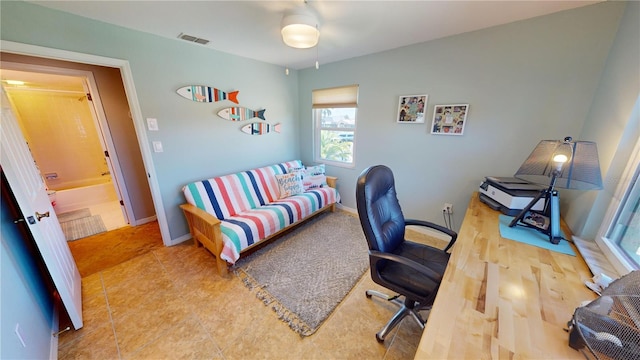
[365,290,432,342]
[356,165,458,343]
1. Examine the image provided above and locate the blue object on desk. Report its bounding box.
[498,215,575,256]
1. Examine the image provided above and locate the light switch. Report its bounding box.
[147,118,159,131]
[152,141,163,153]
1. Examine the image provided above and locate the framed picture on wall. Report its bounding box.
[397,94,427,123]
[431,104,469,135]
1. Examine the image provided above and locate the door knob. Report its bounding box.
[35,211,50,221]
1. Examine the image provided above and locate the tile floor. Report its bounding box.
[88,200,128,231]
[58,217,435,359]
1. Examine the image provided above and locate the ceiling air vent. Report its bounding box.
[178,33,210,45]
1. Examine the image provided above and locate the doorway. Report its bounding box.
[1,41,171,248]
[2,67,129,235]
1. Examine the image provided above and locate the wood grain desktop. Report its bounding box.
[415,193,597,359]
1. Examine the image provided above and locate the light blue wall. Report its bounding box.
[1,1,301,240]
[566,1,640,239]
[0,2,634,240]
[1,188,55,359]
[1,1,637,357]
[299,1,626,225]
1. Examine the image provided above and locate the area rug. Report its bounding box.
[60,214,107,241]
[56,208,92,223]
[234,211,369,337]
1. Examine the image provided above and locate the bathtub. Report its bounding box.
[53,181,119,213]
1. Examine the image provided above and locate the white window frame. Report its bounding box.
[312,85,358,168]
[595,135,640,275]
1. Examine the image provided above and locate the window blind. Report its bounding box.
[312,85,359,109]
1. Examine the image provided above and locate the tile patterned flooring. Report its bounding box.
[59,219,430,359]
[87,200,128,231]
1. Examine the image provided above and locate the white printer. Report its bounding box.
[479,176,546,216]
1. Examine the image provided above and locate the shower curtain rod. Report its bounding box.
[6,87,86,95]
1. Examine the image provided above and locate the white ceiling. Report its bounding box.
[28,1,600,70]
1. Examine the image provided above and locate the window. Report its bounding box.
[606,167,640,266]
[600,164,640,271]
[597,136,640,273]
[313,85,358,167]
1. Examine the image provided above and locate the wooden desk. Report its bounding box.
[415,193,596,359]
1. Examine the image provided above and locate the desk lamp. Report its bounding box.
[509,136,603,244]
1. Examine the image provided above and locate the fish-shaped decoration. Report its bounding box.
[241,122,281,135]
[176,85,239,104]
[218,107,266,121]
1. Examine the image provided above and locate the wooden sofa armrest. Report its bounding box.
[179,203,228,274]
[326,176,338,212]
[326,176,337,188]
[180,203,221,227]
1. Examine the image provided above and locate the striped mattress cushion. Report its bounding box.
[182,160,303,219]
[219,187,340,264]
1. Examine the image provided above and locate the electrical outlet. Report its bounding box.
[443,203,453,214]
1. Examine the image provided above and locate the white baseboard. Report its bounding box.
[337,203,356,214]
[169,233,193,246]
[131,215,157,226]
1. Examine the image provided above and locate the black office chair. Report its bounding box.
[356,165,457,342]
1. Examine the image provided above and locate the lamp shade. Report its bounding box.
[281,13,319,49]
[514,138,603,190]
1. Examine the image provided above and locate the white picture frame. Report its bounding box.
[397,94,427,123]
[431,104,469,135]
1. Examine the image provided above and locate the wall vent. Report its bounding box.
[178,33,210,45]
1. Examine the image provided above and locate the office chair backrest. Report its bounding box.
[356,165,406,253]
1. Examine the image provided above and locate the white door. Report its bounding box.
[0,86,83,329]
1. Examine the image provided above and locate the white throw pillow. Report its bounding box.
[304,164,327,189]
[275,173,305,199]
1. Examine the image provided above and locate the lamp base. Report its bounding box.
[508,188,563,244]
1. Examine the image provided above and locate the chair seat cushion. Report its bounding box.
[378,241,450,300]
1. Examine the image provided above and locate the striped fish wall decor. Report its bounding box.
[241,122,281,135]
[176,85,239,104]
[217,107,266,121]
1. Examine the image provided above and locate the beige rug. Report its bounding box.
[56,208,92,222]
[234,211,369,336]
[58,209,107,241]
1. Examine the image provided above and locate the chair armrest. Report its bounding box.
[369,250,443,284]
[404,219,458,252]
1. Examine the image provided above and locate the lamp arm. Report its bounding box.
[508,188,547,228]
[548,170,561,192]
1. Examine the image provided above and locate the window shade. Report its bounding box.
[312,85,359,108]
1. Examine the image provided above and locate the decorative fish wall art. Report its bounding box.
[176,85,239,104]
[217,107,266,121]
[241,122,281,135]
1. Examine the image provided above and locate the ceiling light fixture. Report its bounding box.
[281,10,319,49]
